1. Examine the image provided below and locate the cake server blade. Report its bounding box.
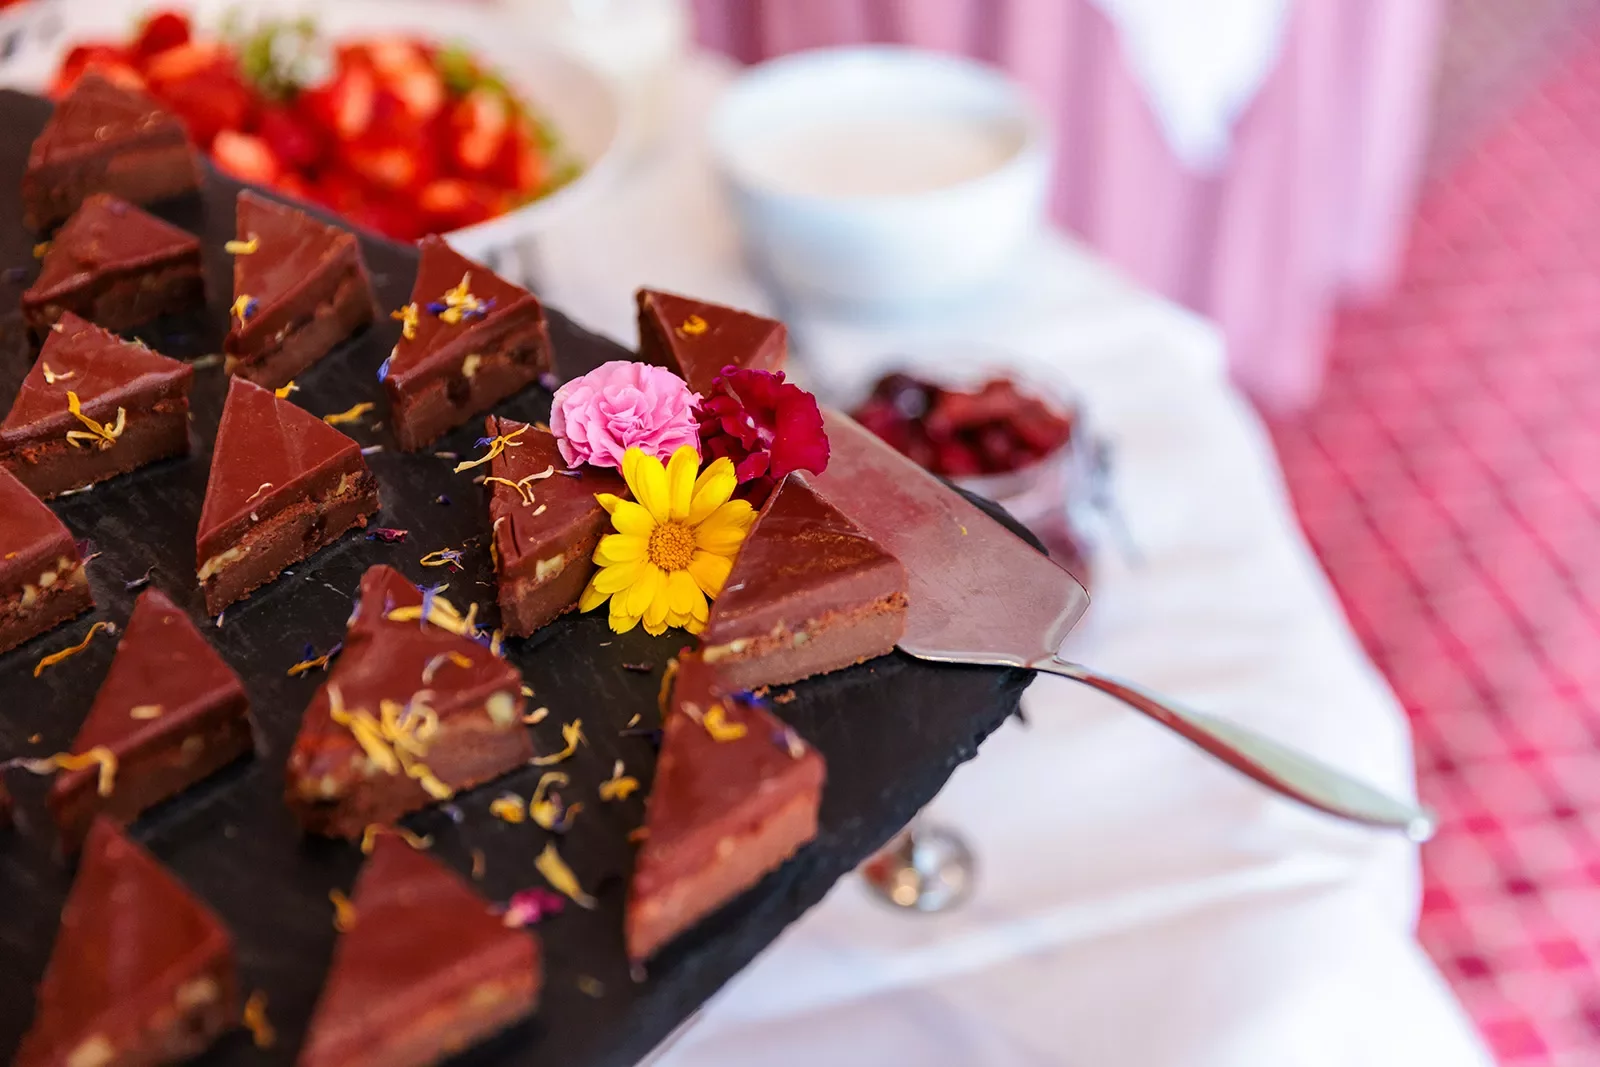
[810,409,1436,840]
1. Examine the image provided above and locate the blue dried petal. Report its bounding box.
[425,301,449,315]
[377,354,393,382]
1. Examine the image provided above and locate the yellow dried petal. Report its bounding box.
[703,704,747,743]
[21,746,118,796]
[328,888,356,932]
[33,621,114,677]
[535,842,597,909]
[322,402,374,427]
[531,719,584,766]
[242,991,275,1049]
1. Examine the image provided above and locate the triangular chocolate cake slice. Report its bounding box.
[0,465,93,654]
[285,564,531,838]
[224,191,377,387]
[300,836,540,1067]
[1,312,193,498]
[49,588,254,852]
[14,818,237,1067]
[22,193,203,336]
[196,377,379,614]
[382,236,551,451]
[626,651,825,963]
[636,288,787,394]
[485,415,626,636]
[22,72,200,230]
[699,475,908,690]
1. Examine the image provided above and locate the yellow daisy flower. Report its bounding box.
[579,445,756,636]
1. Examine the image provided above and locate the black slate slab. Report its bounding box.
[0,89,1033,1066]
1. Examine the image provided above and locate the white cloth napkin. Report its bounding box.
[536,59,1492,1067]
[1088,0,1293,170]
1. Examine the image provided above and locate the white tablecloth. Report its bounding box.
[537,59,1493,1067]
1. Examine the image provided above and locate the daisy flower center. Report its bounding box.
[648,521,696,572]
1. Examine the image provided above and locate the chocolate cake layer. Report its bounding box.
[22,73,199,231]
[300,836,539,1067]
[50,588,254,852]
[22,194,202,335]
[0,465,92,654]
[636,288,787,394]
[699,475,909,689]
[196,378,379,614]
[14,819,237,1067]
[626,653,825,963]
[383,236,551,451]
[0,312,192,498]
[224,191,377,387]
[285,565,530,838]
[485,415,626,636]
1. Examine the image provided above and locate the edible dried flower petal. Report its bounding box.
[535,841,596,909]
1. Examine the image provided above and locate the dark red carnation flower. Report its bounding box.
[695,365,829,485]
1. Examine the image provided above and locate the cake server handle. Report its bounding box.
[1033,657,1437,841]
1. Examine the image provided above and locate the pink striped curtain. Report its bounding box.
[692,0,1444,410]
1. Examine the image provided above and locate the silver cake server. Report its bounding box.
[810,408,1436,841]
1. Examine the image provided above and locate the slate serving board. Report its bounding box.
[0,89,1033,1067]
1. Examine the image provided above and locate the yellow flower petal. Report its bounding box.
[643,590,670,632]
[595,492,624,515]
[710,498,757,530]
[688,550,733,598]
[594,533,646,566]
[684,616,706,635]
[695,523,747,555]
[624,564,665,618]
[608,599,641,633]
[622,448,646,493]
[631,453,672,524]
[666,569,703,617]
[578,574,609,612]
[609,500,656,538]
[593,560,643,595]
[687,458,738,524]
[693,456,735,495]
[665,446,698,521]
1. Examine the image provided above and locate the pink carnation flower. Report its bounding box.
[550,360,700,469]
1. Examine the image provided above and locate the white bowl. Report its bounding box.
[0,0,625,261]
[709,46,1052,312]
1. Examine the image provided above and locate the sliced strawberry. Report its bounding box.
[418,178,507,232]
[259,105,324,171]
[132,11,191,60]
[301,62,376,143]
[145,45,253,146]
[142,39,224,84]
[448,87,510,175]
[273,172,316,206]
[512,131,549,194]
[382,59,445,125]
[340,128,435,192]
[211,131,282,186]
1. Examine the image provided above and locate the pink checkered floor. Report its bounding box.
[1270,26,1600,1067]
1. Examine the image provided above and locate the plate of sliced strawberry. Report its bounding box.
[0,0,623,252]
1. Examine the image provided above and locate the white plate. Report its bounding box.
[0,0,626,261]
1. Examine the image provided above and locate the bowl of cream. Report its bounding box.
[709,46,1052,310]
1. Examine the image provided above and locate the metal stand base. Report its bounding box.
[860,822,975,913]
